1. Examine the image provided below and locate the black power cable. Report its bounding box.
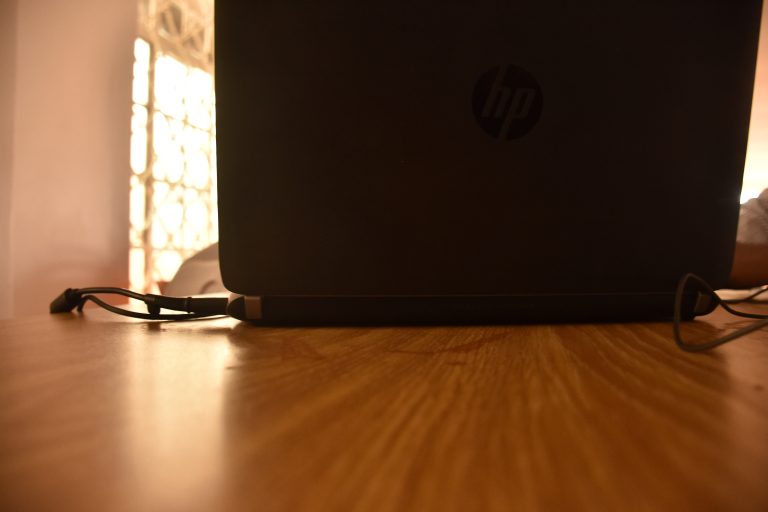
[50,287,228,320]
[50,277,768,351]
[673,274,768,352]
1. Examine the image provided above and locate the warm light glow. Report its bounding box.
[743,127,768,202]
[130,105,148,174]
[132,38,151,105]
[130,24,217,293]
[129,247,146,293]
[743,3,768,203]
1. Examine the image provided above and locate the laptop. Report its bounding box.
[215,1,763,324]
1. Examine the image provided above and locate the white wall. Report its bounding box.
[0,0,17,319]
[8,0,135,317]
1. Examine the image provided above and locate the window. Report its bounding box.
[129,0,216,293]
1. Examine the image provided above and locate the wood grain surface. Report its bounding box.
[1,308,767,512]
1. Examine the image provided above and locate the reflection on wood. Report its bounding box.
[0,307,767,511]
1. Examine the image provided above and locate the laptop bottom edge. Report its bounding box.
[225,292,716,325]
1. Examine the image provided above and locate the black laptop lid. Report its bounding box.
[216,1,762,297]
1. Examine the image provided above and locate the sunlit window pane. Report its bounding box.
[130,0,216,293]
[130,248,147,294]
[153,112,185,184]
[132,38,150,105]
[154,55,188,120]
[130,105,148,174]
[186,68,214,130]
[129,175,146,239]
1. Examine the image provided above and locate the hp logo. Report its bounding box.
[472,65,543,140]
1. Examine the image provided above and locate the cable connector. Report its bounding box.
[144,294,228,316]
[49,287,228,320]
[50,288,82,314]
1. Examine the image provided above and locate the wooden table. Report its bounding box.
[1,308,767,512]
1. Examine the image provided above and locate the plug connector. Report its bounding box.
[49,288,82,314]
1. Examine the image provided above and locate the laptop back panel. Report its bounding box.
[216,1,761,306]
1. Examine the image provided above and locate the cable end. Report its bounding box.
[50,289,81,314]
